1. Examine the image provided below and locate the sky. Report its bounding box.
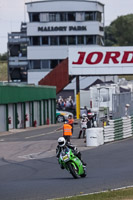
[0,0,133,54]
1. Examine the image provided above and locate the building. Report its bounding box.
[0,84,56,132]
[8,0,104,84]
[8,22,29,82]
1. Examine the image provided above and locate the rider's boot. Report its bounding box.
[81,160,87,167]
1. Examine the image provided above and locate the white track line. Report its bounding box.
[48,185,133,200]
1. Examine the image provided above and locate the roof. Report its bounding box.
[26,0,104,6]
[0,84,56,104]
[83,79,114,90]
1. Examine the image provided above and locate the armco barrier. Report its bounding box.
[103,116,133,143]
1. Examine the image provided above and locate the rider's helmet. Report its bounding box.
[82,113,87,119]
[58,137,66,147]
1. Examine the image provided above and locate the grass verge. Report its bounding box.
[0,61,8,81]
[56,187,133,200]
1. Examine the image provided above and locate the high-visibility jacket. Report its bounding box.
[63,124,72,136]
[68,118,74,125]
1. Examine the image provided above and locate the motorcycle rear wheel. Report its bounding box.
[67,162,79,179]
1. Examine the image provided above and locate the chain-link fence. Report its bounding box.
[112,92,133,119]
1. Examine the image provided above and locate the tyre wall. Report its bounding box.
[104,117,133,143]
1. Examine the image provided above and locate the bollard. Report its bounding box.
[33,120,37,127]
[46,118,49,125]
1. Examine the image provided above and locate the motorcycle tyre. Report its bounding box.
[67,162,79,179]
[80,171,87,178]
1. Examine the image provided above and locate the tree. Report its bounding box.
[0,52,7,61]
[105,14,133,46]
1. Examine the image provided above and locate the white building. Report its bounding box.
[26,0,104,84]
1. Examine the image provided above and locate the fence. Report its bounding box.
[112,92,133,119]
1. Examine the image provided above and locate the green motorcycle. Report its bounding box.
[58,146,86,179]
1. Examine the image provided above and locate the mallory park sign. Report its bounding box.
[69,46,133,75]
[38,26,87,32]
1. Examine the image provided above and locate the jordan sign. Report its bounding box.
[68,47,133,75]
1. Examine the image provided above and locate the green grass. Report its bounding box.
[0,61,8,81]
[56,187,133,200]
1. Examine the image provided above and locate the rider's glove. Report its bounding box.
[74,147,77,151]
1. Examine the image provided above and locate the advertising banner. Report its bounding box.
[69,46,133,75]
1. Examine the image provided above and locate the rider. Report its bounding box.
[78,113,88,139]
[56,137,86,169]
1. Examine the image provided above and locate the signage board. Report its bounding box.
[69,46,133,75]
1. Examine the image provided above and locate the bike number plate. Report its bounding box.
[63,155,69,161]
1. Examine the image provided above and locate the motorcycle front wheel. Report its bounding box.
[80,171,86,178]
[67,162,79,179]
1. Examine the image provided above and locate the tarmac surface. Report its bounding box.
[0,121,95,162]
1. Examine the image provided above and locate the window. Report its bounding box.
[42,60,49,69]
[96,36,104,45]
[76,12,84,21]
[29,13,32,22]
[68,36,76,45]
[29,37,32,45]
[96,12,102,22]
[68,13,75,21]
[77,36,84,45]
[60,13,67,21]
[42,36,48,45]
[49,13,56,21]
[86,35,94,44]
[9,45,20,57]
[32,36,40,45]
[50,60,58,69]
[99,26,104,32]
[85,12,94,21]
[32,13,40,22]
[59,36,67,45]
[50,36,58,45]
[20,44,27,56]
[32,60,41,69]
[40,13,49,22]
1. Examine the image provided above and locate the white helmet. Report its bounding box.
[58,137,66,147]
[82,113,87,118]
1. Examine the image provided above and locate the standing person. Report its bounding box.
[87,109,94,127]
[68,115,74,134]
[125,104,130,118]
[78,114,88,139]
[63,120,72,142]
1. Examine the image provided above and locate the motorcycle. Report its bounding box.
[58,146,86,179]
